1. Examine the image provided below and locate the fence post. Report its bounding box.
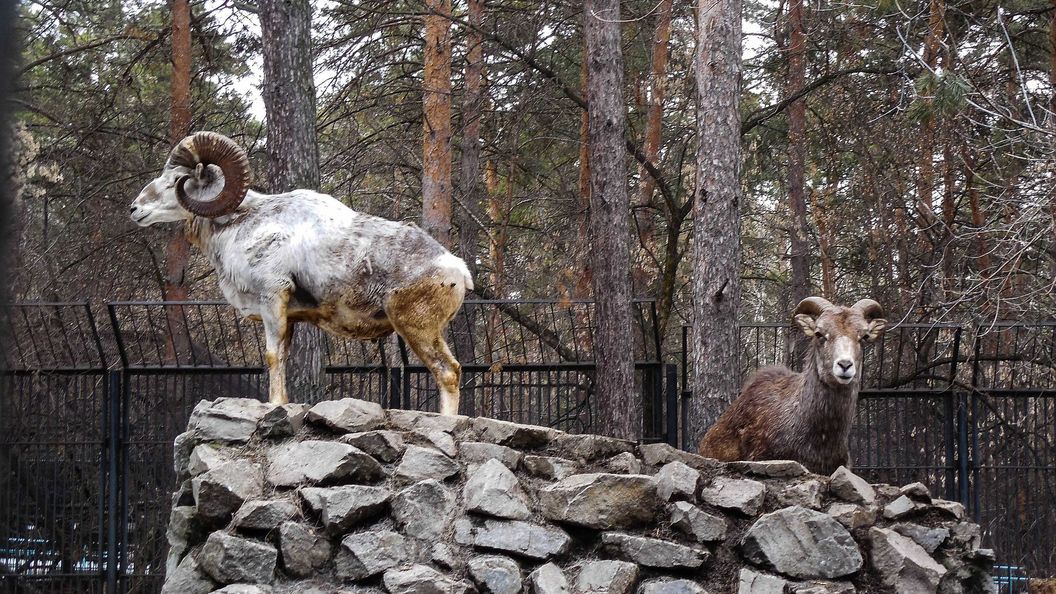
[665,364,678,447]
[105,369,121,594]
[957,392,970,507]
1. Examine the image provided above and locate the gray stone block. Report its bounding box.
[188,398,272,443]
[383,564,475,594]
[468,555,523,594]
[828,466,875,505]
[741,506,862,579]
[266,440,384,487]
[199,531,277,585]
[601,532,708,570]
[460,441,523,469]
[464,458,530,520]
[576,559,639,594]
[699,476,765,515]
[653,461,700,502]
[528,563,570,594]
[472,519,572,560]
[231,499,299,532]
[539,473,660,529]
[192,460,264,524]
[392,478,457,539]
[335,529,407,580]
[669,501,727,542]
[394,445,461,481]
[306,398,385,432]
[870,527,947,593]
[340,429,406,463]
[278,521,331,577]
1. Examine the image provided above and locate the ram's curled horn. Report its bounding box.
[173,132,251,218]
[793,296,835,318]
[851,298,885,320]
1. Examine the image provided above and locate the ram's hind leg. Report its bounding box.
[399,326,461,416]
[386,281,464,415]
[260,290,292,405]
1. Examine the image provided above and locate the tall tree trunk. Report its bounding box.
[915,0,944,248]
[259,0,324,401]
[690,0,742,443]
[633,0,673,291]
[811,186,836,298]
[576,44,593,303]
[164,0,192,361]
[584,0,639,440]
[453,0,484,363]
[786,0,811,305]
[422,0,453,247]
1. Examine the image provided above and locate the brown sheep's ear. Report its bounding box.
[793,313,818,337]
[865,318,887,342]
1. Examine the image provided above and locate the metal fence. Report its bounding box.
[1,303,1053,593]
[1,300,677,594]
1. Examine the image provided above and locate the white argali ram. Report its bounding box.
[130,132,473,414]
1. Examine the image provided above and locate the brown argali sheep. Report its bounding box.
[698,297,887,474]
[130,132,473,413]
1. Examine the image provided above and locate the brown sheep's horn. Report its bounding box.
[173,132,250,218]
[793,296,835,318]
[851,298,885,320]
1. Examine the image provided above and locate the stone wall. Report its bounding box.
[163,397,995,594]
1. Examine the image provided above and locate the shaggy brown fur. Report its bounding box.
[698,297,886,475]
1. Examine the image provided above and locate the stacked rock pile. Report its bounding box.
[162,397,995,594]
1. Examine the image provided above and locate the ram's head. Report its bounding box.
[130,132,251,226]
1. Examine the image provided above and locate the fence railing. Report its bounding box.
[1,303,1054,593]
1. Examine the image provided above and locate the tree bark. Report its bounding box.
[785,0,811,305]
[164,0,192,360]
[633,0,673,291]
[452,0,484,363]
[584,0,639,440]
[259,0,324,401]
[422,0,453,248]
[690,0,742,443]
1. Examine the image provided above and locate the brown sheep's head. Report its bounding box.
[792,297,887,388]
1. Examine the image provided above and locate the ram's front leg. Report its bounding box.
[260,291,291,405]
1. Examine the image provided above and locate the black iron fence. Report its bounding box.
[1,300,677,594]
[1,302,1053,593]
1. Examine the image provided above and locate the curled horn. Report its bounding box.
[793,296,835,318]
[852,298,885,321]
[172,132,251,218]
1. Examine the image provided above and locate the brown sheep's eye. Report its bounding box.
[815,331,826,340]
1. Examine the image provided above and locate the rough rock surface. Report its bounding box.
[464,459,530,519]
[829,466,876,505]
[468,555,523,594]
[870,527,948,593]
[391,478,457,539]
[601,532,708,569]
[741,506,863,579]
[266,440,383,486]
[699,476,766,515]
[162,397,996,594]
[539,473,660,529]
[199,531,277,585]
[576,559,639,594]
[306,398,385,432]
[395,445,461,481]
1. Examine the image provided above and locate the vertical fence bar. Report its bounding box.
[105,369,121,594]
[665,364,678,447]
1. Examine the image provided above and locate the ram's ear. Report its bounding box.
[865,318,887,342]
[793,313,817,337]
[195,162,223,185]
